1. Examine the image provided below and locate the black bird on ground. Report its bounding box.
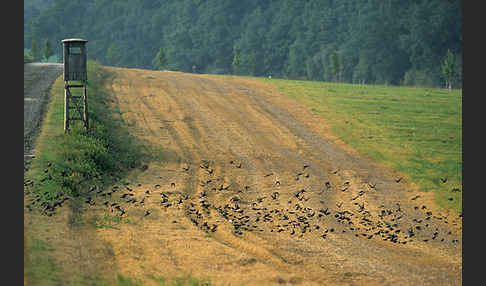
[271,192,279,200]
[325,181,331,189]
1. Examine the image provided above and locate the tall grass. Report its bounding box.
[262,79,462,213]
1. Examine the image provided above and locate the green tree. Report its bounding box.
[441,49,455,90]
[330,51,340,82]
[248,50,256,76]
[153,47,168,70]
[106,43,120,66]
[232,44,241,74]
[29,39,40,62]
[42,39,53,62]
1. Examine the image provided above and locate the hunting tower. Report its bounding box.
[62,38,88,133]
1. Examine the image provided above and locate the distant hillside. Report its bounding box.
[24,0,462,88]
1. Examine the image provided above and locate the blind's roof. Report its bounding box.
[61,38,88,43]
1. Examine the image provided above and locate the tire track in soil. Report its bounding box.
[99,67,461,286]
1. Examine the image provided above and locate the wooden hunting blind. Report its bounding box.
[62,38,88,133]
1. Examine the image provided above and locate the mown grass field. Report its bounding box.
[260,78,462,213]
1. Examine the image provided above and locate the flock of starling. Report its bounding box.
[24,159,461,247]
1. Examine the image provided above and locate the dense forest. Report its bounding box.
[24,0,462,88]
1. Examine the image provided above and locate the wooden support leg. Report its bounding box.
[64,83,69,133]
[83,82,89,131]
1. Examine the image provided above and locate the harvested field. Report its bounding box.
[24,65,462,285]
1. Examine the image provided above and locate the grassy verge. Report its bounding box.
[25,61,144,208]
[260,79,462,213]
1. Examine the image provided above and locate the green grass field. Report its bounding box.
[260,79,462,213]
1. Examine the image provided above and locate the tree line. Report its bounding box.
[24,0,462,88]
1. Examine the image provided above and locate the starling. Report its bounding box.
[440,177,448,183]
[271,192,280,200]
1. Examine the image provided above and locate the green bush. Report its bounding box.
[24,54,34,63]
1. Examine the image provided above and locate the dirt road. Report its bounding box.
[80,66,460,285]
[24,63,63,168]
